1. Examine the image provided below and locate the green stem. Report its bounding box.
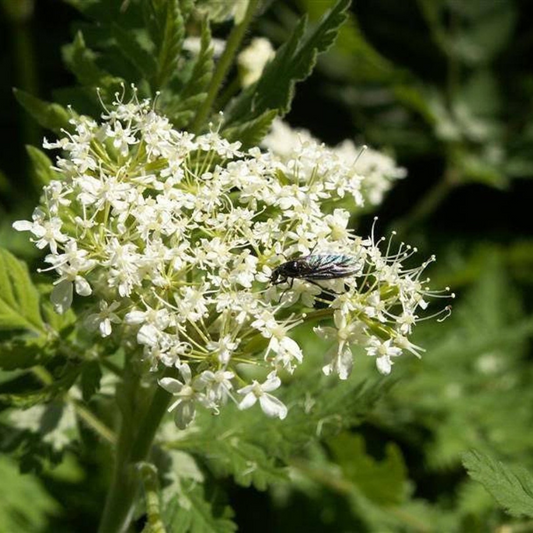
[100,358,124,377]
[73,401,116,445]
[139,463,166,533]
[191,0,260,133]
[98,371,172,533]
[214,76,241,112]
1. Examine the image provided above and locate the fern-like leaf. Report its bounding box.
[166,19,214,129]
[463,450,533,518]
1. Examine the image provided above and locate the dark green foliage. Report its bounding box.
[62,32,124,99]
[296,0,533,196]
[221,109,277,149]
[377,254,533,471]
[147,0,186,88]
[0,363,81,409]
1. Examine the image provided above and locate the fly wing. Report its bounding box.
[302,254,359,280]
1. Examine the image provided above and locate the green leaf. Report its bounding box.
[297,0,396,82]
[463,450,533,518]
[455,2,517,66]
[221,109,277,149]
[80,361,102,402]
[0,455,59,532]
[164,483,236,533]
[171,433,287,491]
[146,0,185,89]
[0,337,51,371]
[224,0,350,126]
[0,248,44,334]
[328,433,407,506]
[6,400,80,458]
[257,375,387,461]
[111,23,158,80]
[382,252,533,471]
[40,300,77,336]
[178,372,387,476]
[0,365,81,408]
[26,146,59,189]
[167,19,214,129]
[14,89,72,133]
[62,32,123,94]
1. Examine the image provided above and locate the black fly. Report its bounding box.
[270,253,360,289]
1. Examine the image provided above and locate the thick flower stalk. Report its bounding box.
[15,91,450,429]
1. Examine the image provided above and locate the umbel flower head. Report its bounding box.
[14,89,451,429]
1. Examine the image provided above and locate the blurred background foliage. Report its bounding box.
[0,0,532,531]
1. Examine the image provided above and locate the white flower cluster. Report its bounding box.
[14,92,449,429]
[262,118,407,207]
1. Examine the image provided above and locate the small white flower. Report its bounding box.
[365,337,403,375]
[316,312,366,380]
[13,209,68,254]
[238,371,287,419]
[159,364,204,429]
[206,335,238,364]
[197,369,235,406]
[86,301,121,337]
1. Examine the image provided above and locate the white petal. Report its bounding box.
[75,276,92,296]
[259,394,288,420]
[12,220,32,232]
[137,324,159,346]
[85,314,100,331]
[159,377,184,394]
[237,384,254,395]
[337,347,353,380]
[238,392,257,410]
[376,355,392,375]
[281,337,302,361]
[174,400,196,429]
[322,363,333,376]
[50,280,73,314]
[124,310,146,324]
[261,373,281,392]
[99,318,112,337]
[178,363,192,384]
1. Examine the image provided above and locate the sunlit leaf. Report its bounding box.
[0,248,44,334]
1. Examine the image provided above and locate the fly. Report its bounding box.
[270,253,360,289]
